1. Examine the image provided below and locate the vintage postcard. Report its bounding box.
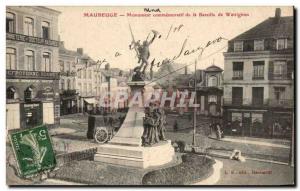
[6,6,295,186]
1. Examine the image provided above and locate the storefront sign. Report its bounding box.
[7,70,60,80]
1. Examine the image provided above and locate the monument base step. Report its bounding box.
[94,140,175,168]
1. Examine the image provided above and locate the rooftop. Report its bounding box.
[205,65,223,72]
[231,9,293,41]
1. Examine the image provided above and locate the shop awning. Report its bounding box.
[84,98,95,104]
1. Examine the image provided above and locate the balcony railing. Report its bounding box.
[60,71,76,77]
[6,32,60,47]
[252,75,264,80]
[224,98,250,106]
[269,73,292,80]
[267,99,294,108]
[224,98,294,108]
[232,71,243,80]
[7,70,60,80]
[60,89,77,96]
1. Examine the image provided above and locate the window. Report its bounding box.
[78,83,82,94]
[89,70,92,79]
[73,79,76,90]
[61,79,65,90]
[208,76,217,87]
[243,40,254,51]
[234,41,243,52]
[252,87,264,106]
[59,61,64,72]
[253,61,264,79]
[6,48,16,69]
[25,50,35,71]
[254,40,264,51]
[89,84,92,94]
[78,70,82,78]
[83,69,86,78]
[232,62,243,79]
[232,87,243,105]
[84,83,87,95]
[42,52,51,72]
[42,21,50,39]
[277,39,287,50]
[24,86,34,101]
[24,17,34,36]
[7,87,16,99]
[274,61,287,75]
[287,39,293,49]
[6,12,15,33]
[67,62,71,72]
[208,95,217,103]
[67,79,71,90]
[274,87,285,100]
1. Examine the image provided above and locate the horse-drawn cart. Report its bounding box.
[87,113,125,144]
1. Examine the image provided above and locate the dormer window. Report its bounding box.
[254,40,264,51]
[234,41,243,52]
[277,39,287,50]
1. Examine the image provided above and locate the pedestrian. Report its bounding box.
[230,149,246,162]
[173,120,178,132]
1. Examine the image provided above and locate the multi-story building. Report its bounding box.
[58,45,129,114]
[75,49,105,113]
[171,64,223,116]
[198,65,223,117]
[6,6,61,130]
[223,8,294,138]
[59,42,78,115]
[100,66,129,112]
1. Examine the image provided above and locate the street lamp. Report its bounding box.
[106,74,111,113]
[192,60,197,151]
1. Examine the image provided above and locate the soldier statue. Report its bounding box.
[156,108,167,141]
[142,103,168,146]
[129,26,160,80]
[142,104,161,146]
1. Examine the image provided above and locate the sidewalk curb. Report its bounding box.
[221,138,290,149]
[246,157,289,165]
[192,159,223,185]
[209,151,289,166]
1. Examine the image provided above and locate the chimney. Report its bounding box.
[77,48,83,55]
[184,66,188,75]
[275,8,281,19]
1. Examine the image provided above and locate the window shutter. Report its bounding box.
[268,61,274,80]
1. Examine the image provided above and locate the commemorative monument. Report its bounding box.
[94,33,175,168]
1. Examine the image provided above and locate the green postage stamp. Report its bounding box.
[9,125,56,177]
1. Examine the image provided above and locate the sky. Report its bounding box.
[50,6,293,72]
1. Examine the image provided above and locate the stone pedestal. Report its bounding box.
[94,140,174,168]
[94,81,175,168]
